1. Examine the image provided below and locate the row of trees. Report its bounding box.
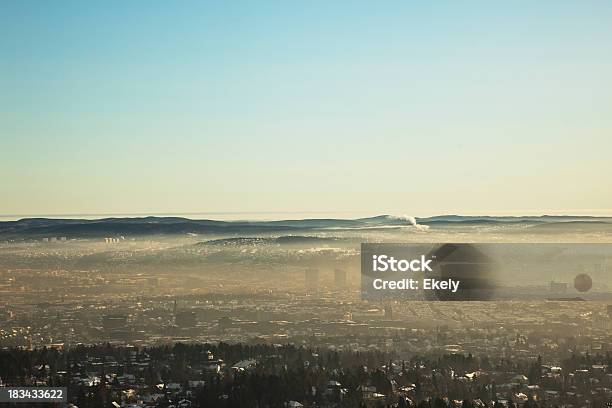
[1,344,610,407]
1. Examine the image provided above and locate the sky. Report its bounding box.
[1,1,611,218]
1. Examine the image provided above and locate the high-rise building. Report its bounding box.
[550,281,568,294]
[305,268,319,293]
[384,305,393,319]
[334,269,347,291]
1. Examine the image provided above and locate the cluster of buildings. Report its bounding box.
[1,238,611,407]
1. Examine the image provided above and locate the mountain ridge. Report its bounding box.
[1,214,610,238]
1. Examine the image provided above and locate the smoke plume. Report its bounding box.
[388,214,430,232]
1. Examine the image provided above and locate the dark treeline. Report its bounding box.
[1,344,611,408]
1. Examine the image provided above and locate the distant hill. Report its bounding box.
[418,215,611,223]
[0,214,610,239]
[528,220,612,231]
[197,236,338,246]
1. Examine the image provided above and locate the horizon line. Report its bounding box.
[2,210,612,222]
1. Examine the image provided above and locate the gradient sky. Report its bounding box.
[1,1,611,218]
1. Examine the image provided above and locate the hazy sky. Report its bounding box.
[1,1,611,218]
